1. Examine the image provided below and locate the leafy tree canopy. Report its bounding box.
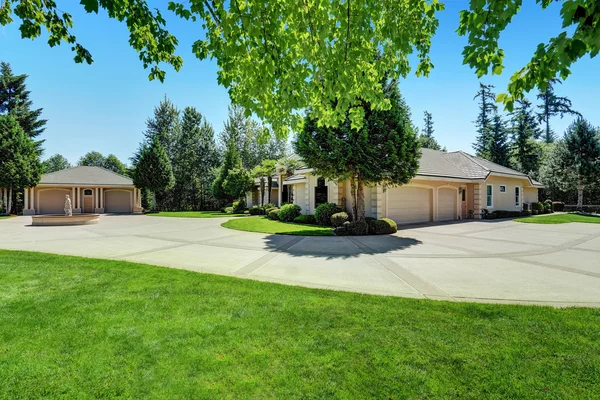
[104,154,128,175]
[42,154,71,173]
[77,151,106,168]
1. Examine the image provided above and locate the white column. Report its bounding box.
[24,188,29,210]
[100,188,104,208]
[78,187,81,209]
[71,187,75,207]
[304,182,310,214]
[133,188,137,209]
[138,189,141,207]
[278,175,283,206]
[95,188,99,209]
[30,187,35,210]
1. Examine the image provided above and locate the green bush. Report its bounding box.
[268,209,280,220]
[532,210,539,215]
[330,212,349,227]
[531,202,543,212]
[294,214,316,224]
[552,201,565,212]
[368,218,398,235]
[278,204,302,222]
[314,203,340,226]
[248,206,263,215]
[224,206,234,214]
[522,203,529,212]
[335,220,369,236]
[483,210,531,220]
[232,199,246,214]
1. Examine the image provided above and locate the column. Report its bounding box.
[95,188,99,209]
[30,187,35,211]
[100,188,104,209]
[24,188,29,210]
[473,183,482,219]
[71,187,75,207]
[371,185,383,219]
[304,182,310,214]
[133,188,136,209]
[277,175,283,207]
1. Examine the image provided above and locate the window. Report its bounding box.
[486,185,493,208]
[461,189,466,202]
[315,177,328,207]
[515,187,520,207]
[84,189,93,196]
[499,185,506,193]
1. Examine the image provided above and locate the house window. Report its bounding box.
[515,187,520,207]
[499,185,506,193]
[462,189,466,202]
[84,189,93,196]
[315,177,328,207]
[486,185,493,208]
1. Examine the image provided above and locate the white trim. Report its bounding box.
[486,184,493,208]
[515,186,521,208]
[415,175,486,183]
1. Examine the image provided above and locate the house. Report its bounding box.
[22,166,142,215]
[246,149,543,224]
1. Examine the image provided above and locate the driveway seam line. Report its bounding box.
[233,236,306,276]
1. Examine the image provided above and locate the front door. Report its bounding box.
[461,188,467,219]
[83,189,94,213]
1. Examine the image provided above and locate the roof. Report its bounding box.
[39,166,134,186]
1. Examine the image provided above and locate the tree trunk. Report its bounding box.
[7,187,13,215]
[267,176,273,205]
[577,180,584,211]
[152,191,157,212]
[356,178,366,222]
[260,178,265,206]
[349,176,357,221]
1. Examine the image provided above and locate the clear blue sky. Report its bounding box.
[1,1,597,165]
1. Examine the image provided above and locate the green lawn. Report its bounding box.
[222,216,334,236]
[515,213,600,224]
[0,215,13,220]
[1,251,599,398]
[146,211,247,218]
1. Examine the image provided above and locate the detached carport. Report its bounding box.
[23,166,142,215]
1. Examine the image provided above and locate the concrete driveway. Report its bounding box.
[1,215,600,307]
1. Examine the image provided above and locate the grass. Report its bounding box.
[0,215,13,220]
[515,213,600,224]
[222,216,334,236]
[1,250,599,398]
[146,211,247,218]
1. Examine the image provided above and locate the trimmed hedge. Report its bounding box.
[294,214,316,224]
[367,218,398,235]
[232,199,246,214]
[531,202,543,212]
[278,204,302,222]
[483,210,531,219]
[248,206,264,215]
[267,209,280,220]
[330,212,349,227]
[334,220,369,236]
[314,203,340,226]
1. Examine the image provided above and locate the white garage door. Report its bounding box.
[38,189,70,214]
[104,190,132,213]
[387,186,432,225]
[438,188,457,221]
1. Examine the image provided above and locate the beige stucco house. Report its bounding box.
[247,149,543,225]
[22,166,142,215]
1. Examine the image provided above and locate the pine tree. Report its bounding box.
[510,99,541,174]
[42,154,71,173]
[537,79,580,143]
[0,62,47,140]
[472,83,497,159]
[212,138,243,202]
[423,111,434,137]
[144,96,181,160]
[488,114,511,167]
[133,136,175,211]
[419,111,444,151]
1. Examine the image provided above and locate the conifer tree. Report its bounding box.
[419,110,444,151]
[536,79,580,143]
[510,99,541,174]
[212,138,243,202]
[133,136,175,211]
[472,83,497,159]
[488,114,510,167]
[143,96,180,160]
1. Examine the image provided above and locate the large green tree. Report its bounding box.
[418,111,444,151]
[488,114,511,167]
[143,96,181,160]
[0,62,47,142]
[42,154,71,173]
[103,154,128,175]
[212,138,243,203]
[472,83,498,159]
[295,80,420,222]
[510,99,542,174]
[536,79,580,143]
[133,137,175,211]
[77,151,106,167]
[0,115,42,214]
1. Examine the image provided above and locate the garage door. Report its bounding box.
[387,186,432,225]
[438,188,457,221]
[38,189,70,214]
[104,190,132,213]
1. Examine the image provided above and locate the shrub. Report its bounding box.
[483,210,530,219]
[220,202,233,213]
[278,204,302,222]
[532,210,539,215]
[268,208,280,220]
[552,201,565,212]
[232,199,246,214]
[522,203,529,212]
[346,220,369,235]
[531,202,544,212]
[330,212,349,227]
[314,202,340,226]
[224,206,234,214]
[294,214,316,224]
[368,218,398,234]
[248,206,263,215]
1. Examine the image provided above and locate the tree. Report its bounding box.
[536,79,580,143]
[133,137,175,211]
[42,154,71,173]
[3,1,597,131]
[0,62,47,140]
[418,111,444,151]
[144,96,180,160]
[563,118,600,209]
[0,115,42,214]
[223,167,254,201]
[78,151,106,167]
[472,83,497,159]
[261,159,277,204]
[488,114,510,167]
[212,138,242,202]
[104,154,128,175]
[510,99,541,174]
[275,155,303,203]
[295,80,420,222]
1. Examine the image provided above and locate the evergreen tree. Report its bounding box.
[0,62,47,140]
[472,83,497,159]
[488,114,511,167]
[78,151,106,167]
[212,138,243,202]
[103,154,128,175]
[537,79,580,143]
[0,115,42,214]
[133,136,175,211]
[295,80,420,222]
[144,96,180,160]
[42,154,71,173]
[418,111,444,151]
[510,99,541,174]
[223,167,254,201]
[563,118,600,209]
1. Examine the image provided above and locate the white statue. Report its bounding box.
[64,194,72,216]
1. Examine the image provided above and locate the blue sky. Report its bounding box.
[1,1,597,165]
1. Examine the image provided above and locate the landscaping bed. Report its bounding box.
[1,249,599,398]
[147,211,248,218]
[222,216,333,236]
[515,213,600,224]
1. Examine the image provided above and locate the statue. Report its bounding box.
[64,194,72,216]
